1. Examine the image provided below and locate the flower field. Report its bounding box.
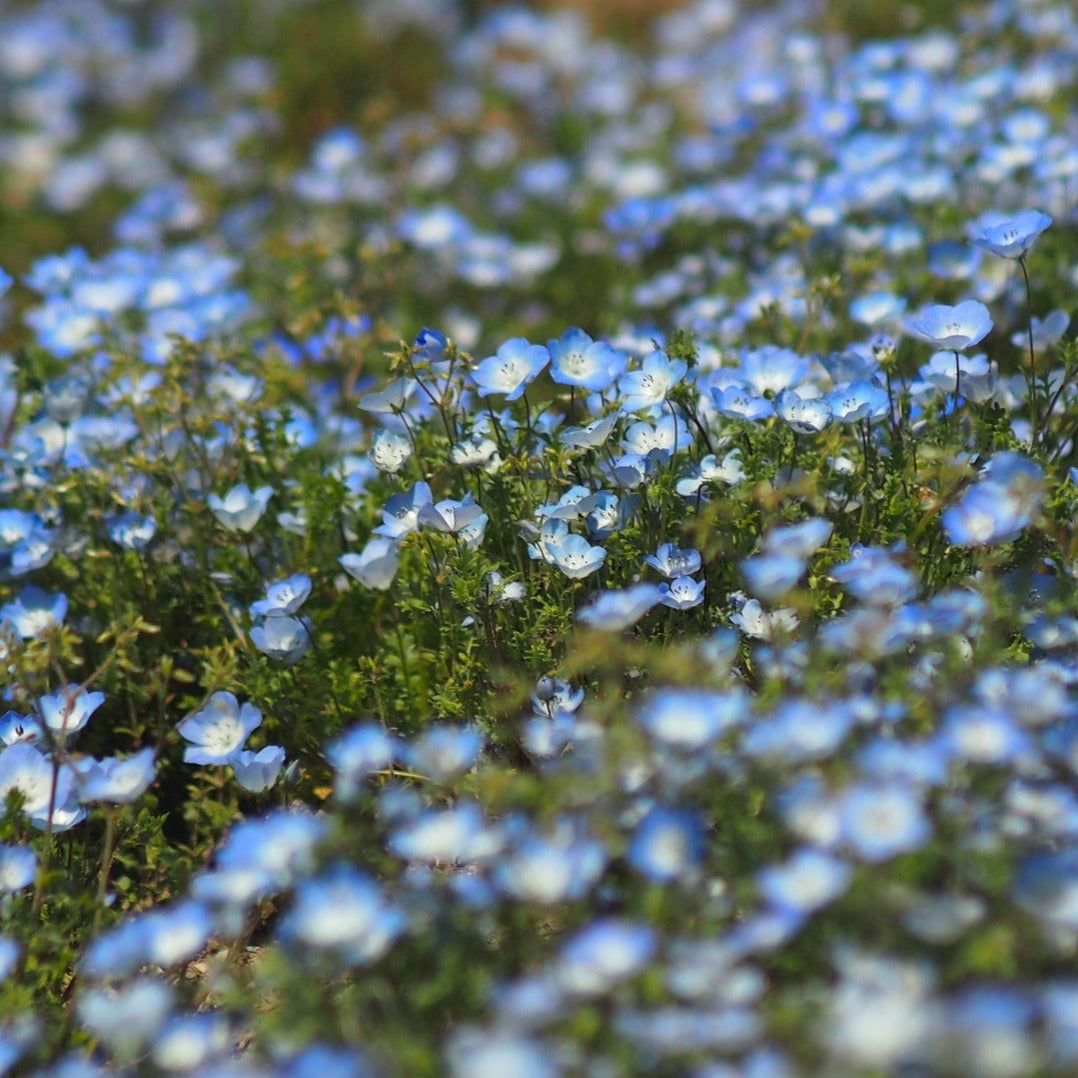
[3,0,1078,1073]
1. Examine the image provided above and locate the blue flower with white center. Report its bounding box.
[250,615,311,665]
[906,300,993,351]
[76,747,156,805]
[711,384,774,422]
[556,918,656,996]
[37,684,105,743]
[849,291,907,327]
[943,453,1043,547]
[406,726,482,783]
[495,821,606,903]
[659,576,705,610]
[838,783,931,863]
[178,692,262,766]
[231,746,286,794]
[743,699,854,763]
[757,848,852,916]
[637,688,747,750]
[742,553,806,600]
[560,413,619,449]
[388,802,502,865]
[967,209,1052,259]
[827,380,890,423]
[370,429,412,473]
[339,538,400,591]
[0,586,67,639]
[0,712,42,747]
[0,844,35,893]
[206,483,273,533]
[645,543,702,579]
[547,328,628,391]
[618,349,687,413]
[374,481,433,539]
[676,449,745,496]
[739,345,810,396]
[106,511,156,551]
[547,532,607,580]
[627,806,705,882]
[776,388,833,434]
[472,338,549,401]
[278,864,404,967]
[417,494,485,535]
[250,573,311,619]
[576,583,662,630]
[621,413,692,460]
[326,724,395,800]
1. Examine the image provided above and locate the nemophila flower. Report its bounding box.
[743,699,855,763]
[906,300,993,351]
[0,586,67,639]
[0,712,42,746]
[78,977,173,1060]
[557,918,656,996]
[178,692,262,765]
[538,485,591,522]
[1012,309,1069,350]
[776,387,832,433]
[327,724,395,800]
[206,483,272,532]
[0,742,71,821]
[659,576,706,610]
[711,384,774,421]
[370,429,412,473]
[730,597,800,640]
[152,1012,234,1073]
[37,685,105,743]
[406,725,482,782]
[417,494,485,535]
[472,338,548,400]
[621,413,692,460]
[560,413,619,449]
[967,209,1052,259]
[546,328,628,391]
[532,677,584,719]
[250,615,311,665]
[577,583,662,631]
[916,351,996,403]
[943,479,1035,548]
[742,553,807,600]
[0,844,35,893]
[358,376,417,415]
[827,380,890,423]
[250,573,311,619]
[676,449,745,495]
[850,291,907,327]
[106,511,156,551]
[757,848,852,917]
[618,349,687,412]
[76,747,155,804]
[637,688,747,750]
[547,532,607,580]
[278,864,404,967]
[482,571,525,605]
[374,481,433,539]
[388,802,502,865]
[940,704,1030,765]
[339,538,401,591]
[830,545,918,608]
[450,433,500,472]
[231,746,286,793]
[495,822,606,904]
[645,543,701,579]
[447,1030,557,1078]
[627,806,705,882]
[838,783,932,862]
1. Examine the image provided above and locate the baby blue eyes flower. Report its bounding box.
[838,783,932,862]
[943,452,1044,547]
[617,349,687,412]
[645,543,701,579]
[576,583,663,631]
[757,848,852,916]
[406,725,482,783]
[556,918,656,996]
[628,807,705,882]
[250,616,311,665]
[339,538,401,590]
[76,747,156,804]
[472,338,549,400]
[906,300,993,351]
[370,429,412,473]
[0,844,36,893]
[106,511,157,551]
[0,586,67,639]
[776,388,833,434]
[231,746,286,793]
[37,685,105,743]
[659,576,705,610]
[207,483,273,532]
[967,209,1052,259]
[178,691,262,765]
[546,328,628,391]
[250,573,311,618]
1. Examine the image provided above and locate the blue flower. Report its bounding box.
[757,848,852,916]
[340,539,401,590]
[627,807,704,882]
[179,692,262,765]
[547,328,627,391]
[556,918,656,996]
[576,584,662,631]
[0,586,67,639]
[250,573,311,619]
[618,349,687,413]
[967,209,1052,259]
[838,783,931,862]
[658,576,705,610]
[206,483,273,533]
[472,338,549,400]
[250,616,312,665]
[645,543,702,579]
[906,300,993,351]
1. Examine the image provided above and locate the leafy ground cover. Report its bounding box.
[2,0,1078,1073]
